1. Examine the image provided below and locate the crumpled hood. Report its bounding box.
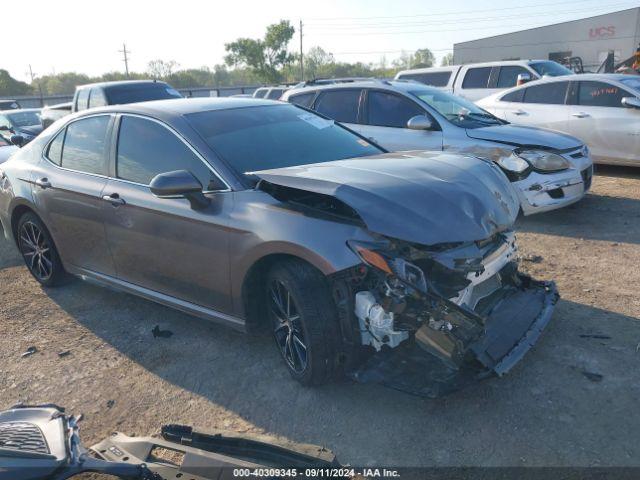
[466,124,582,150]
[254,151,519,246]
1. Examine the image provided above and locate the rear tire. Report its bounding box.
[17,212,68,287]
[266,259,340,386]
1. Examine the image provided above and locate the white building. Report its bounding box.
[453,8,640,71]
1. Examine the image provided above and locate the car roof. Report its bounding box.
[283,79,434,98]
[396,60,552,76]
[76,80,169,91]
[77,97,282,117]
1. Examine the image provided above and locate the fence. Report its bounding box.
[0,85,261,109]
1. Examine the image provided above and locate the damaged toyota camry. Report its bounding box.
[0,98,558,396]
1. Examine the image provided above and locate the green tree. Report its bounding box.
[0,70,33,96]
[38,72,92,95]
[224,20,295,83]
[441,52,454,66]
[147,60,179,79]
[412,48,435,68]
[304,46,335,79]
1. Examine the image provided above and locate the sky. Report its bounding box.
[4,0,639,82]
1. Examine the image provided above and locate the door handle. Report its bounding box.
[572,112,590,118]
[102,193,126,206]
[34,177,51,189]
[513,109,528,116]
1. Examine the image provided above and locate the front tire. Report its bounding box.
[17,212,67,287]
[266,259,339,386]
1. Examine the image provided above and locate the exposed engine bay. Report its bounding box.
[332,231,558,397]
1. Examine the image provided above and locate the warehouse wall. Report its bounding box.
[454,8,640,71]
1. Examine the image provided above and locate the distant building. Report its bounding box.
[453,7,640,71]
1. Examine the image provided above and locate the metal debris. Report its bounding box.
[21,346,37,358]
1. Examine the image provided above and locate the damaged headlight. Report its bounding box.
[516,149,570,171]
[496,153,529,173]
[347,241,427,293]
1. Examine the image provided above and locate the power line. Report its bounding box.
[304,3,638,29]
[305,17,637,36]
[304,0,637,22]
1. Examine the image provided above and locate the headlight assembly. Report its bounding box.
[496,152,529,173]
[517,149,570,171]
[347,241,427,292]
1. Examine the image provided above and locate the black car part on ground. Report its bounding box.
[0,405,339,480]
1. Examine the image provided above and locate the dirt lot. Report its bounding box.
[1,166,639,467]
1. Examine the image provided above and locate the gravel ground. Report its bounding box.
[1,165,639,467]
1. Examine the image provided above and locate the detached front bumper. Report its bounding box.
[352,275,559,398]
[515,162,593,216]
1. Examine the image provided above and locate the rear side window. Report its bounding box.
[366,91,424,128]
[398,71,451,87]
[496,66,530,88]
[253,88,268,98]
[577,81,625,107]
[461,67,492,89]
[288,92,316,108]
[116,116,218,189]
[314,90,361,123]
[523,82,568,104]
[267,88,285,100]
[88,88,108,108]
[46,130,65,165]
[75,89,90,111]
[501,89,524,103]
[61,116,110,175]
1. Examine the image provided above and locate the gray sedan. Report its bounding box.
[0,98,556,396]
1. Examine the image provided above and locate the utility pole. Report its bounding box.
[299,20,304,82]
[119,43,131,78]
[27,64,44,107]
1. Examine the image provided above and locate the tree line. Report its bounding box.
[0,20,455,97]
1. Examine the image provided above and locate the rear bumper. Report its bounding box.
[352,275,559,398]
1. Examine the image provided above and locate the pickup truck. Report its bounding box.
[395,59,573,101]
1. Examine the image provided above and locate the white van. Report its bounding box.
[395,60,573,101]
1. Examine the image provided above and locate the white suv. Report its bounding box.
[395,60,573,101]
[281,79,592,215]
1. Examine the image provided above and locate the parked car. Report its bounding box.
[0,98,557,396]
[41,101,73,129]
[395,60,573,101]
[0,99,20,110]
[252,86,289,100]
[72,80,182,113]
[282,80,593,216]
[0,108,43,144]
[0,135,18,163]
[477,74,640,166]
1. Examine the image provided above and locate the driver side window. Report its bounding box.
[116,116,224,190]
[366,90,425,128]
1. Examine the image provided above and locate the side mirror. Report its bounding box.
[150,169,210,210]
[10,134,24,147]
[407,115,434,131]
[516,73,532,86]
[622,97,640,109]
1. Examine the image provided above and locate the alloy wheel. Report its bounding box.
[269,280,308,373]
[19,221,53,282]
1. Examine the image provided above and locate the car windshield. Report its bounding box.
[409,89,504,128]
[106,84,182,104]
[187,104,382,182]
[529,61,573,77]
[618,77,640,94]
[7,111,41,127]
